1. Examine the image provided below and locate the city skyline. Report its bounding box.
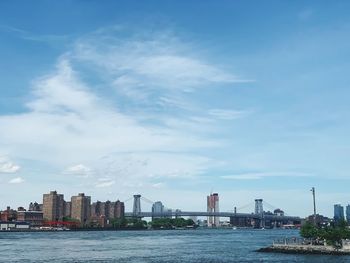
[1,1,350,217]
[2,188,349,220]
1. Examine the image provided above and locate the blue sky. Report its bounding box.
[1,1,350,217]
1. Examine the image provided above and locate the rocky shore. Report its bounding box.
[257,245,350,255]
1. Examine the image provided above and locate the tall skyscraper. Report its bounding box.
[346,204,350,224]
[71,193,91,225]
[42,191,65,221]
[207,193,219,227]
[334,204,344,223]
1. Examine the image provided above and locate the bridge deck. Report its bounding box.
[124,211,301,221]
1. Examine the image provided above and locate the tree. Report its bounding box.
[300,221,319,239]
[300,220,350,249]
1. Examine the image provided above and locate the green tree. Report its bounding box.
[300,220,350,249]
[300,221,319,239]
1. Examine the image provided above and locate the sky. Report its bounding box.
[1,1,350,217]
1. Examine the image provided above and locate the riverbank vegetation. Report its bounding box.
[300,220,350,248]
[149,218,196,229]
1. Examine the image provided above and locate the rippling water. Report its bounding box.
[1,229,350,262]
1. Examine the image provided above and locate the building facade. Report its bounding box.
[110,200,125,219]
[346,204,350,224]
[28,202,41,211]
[17,211,43,226]
[152,201,164,219]
[42,191,65,222]
[334,204,345,223]
[207,193,219,227]
[71,193,91,225]
[64,201,71,217]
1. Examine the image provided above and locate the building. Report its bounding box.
[90,200,124,227]
[64,201,71,217]
[71,193,91,225]
[334,204,345,223]
[207,193,219,227]
[0,221,30,231]
[100,200,111,219]
[306,214,331,227]
[0,206,17,222]
[273,209,284,216]
[110,200,125,219]
[42,191,65,222]
[346,204,350,224]
[17,211,43,226]
[28,202,41,211]
[91,201,102,218]
[152,201,164,219]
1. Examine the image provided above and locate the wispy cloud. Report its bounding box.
[221,172,313,180]
[0,157,20,173]
[72,29,248,107]
[0,26,252,198]
[8,177,25,184]
[208,109,250,120]
[0,25,69,44]
[95,178,115,188]
[64,164,92,178]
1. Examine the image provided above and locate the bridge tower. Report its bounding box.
[254,199,263,214]
[133,194,141,217]
[254,199,264,228]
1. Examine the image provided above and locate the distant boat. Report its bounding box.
[232,226,237,230]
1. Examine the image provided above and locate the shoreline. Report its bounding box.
[257,245,350,255]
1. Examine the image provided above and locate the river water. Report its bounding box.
[1,228,349,262]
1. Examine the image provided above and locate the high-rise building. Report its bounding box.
[110,200,125,219]
[346,204,350,224]
[334,204,345,223]
[115,200,125,218]
[91,201,102,218]
[91,200,124,221]
[71,193,91,225]
[42,191,65,221]
[101,200,111,219]
[64,201,71,217]
[152,201,164,219]
[207,193,219,227]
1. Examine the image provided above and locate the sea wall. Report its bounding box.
[258,244,350,255]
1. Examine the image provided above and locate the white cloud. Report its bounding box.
[208,109,250,120]
[221,172,313,180]
[72,30,248,105]
[0,157,20,173]
[64,164,92,178]
[0,27,251,202]
[95,179,115,188]
[0,41,225,192]
[8,177,25,184]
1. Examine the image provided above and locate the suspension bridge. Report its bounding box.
[123,194,302,227]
